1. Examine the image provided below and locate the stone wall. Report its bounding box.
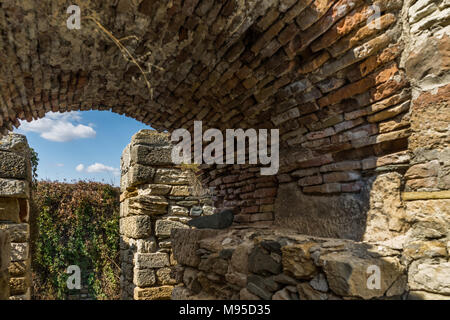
[119,130,213,300]
[399,0,450,299]
[172,227,410,300]
[0,133,32,300]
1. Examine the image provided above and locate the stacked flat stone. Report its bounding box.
[0,133,32,300]
[119,130,214,300]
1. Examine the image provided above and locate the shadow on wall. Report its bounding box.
[274,169,409,242]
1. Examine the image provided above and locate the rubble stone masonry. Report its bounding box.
[0,133,32,300]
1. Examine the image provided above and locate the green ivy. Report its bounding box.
[32,181,120,300]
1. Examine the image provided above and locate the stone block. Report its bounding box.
[281,242,317,279]
[9,275,30,295]
[0,223,29,242]
[131,144,173,166]
[170,186,191,196]
[8,259,30,277]
[10,243,28,262]
[134,285,173,300]
[0,151,28,179]
[0,179,29,198]
[131,130,170,147]
[138,184,172,196]
[154,169,191,185]
[120,216,152,239]
[408,261,450,295]
[169,205,189,216]
[133,268,156,287]
[248,246,281,275]
[135,253,169,269]
[128,195,168,215]
[156,267,177,285]
[126,164,156,188]
[0,198,20,223]
[320,251,405,299]
[155,219,188,238]
[0,134,30,156]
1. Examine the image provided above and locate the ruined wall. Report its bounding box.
[0,133,32,300]
[119,130,213,300]
[399,0,450,299]
[172,227,409,300]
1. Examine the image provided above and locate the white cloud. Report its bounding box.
[56,163,64,167]
[76,162,120,176]
[19,111,96,142]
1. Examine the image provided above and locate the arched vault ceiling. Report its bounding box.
[0,0,407,163]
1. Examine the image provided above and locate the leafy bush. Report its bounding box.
[31,181,120,300]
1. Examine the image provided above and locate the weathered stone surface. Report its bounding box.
[297,282,327,300]
[156,267,177,285]
[282,242,317,279]
[9,276,30,295]
[274,182,369,240]
[247,275,274,300]
[128,195,168,215]
[0,151,27,179]
[8,259,30,277]
[0,179,29,198]
[125,165,156,189]
[0,199,20,223]
[363,172,407,242]
[320,251,405,299]
[0,223,28,242]
[172,229,218,267]
[135,253,170,269]
[0,134,30,157]
[248,246,281,275]
[408,261,450,295]
[132,145,173,166]
[10,243,28,262]
[120,216,152,239]
[155,219,188,237]
[170,186,191,196]
[134,285,173,300]
[133,268,156,287]
[169,205,189,216]
[309,273,329,292]
[154,169,191,185]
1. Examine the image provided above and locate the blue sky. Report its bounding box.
[14,110,153,186]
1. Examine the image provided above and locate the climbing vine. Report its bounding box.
[32,181,120,300]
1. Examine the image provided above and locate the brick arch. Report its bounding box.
[1,0,414,238]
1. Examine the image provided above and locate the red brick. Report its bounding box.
[254,188,277,198]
